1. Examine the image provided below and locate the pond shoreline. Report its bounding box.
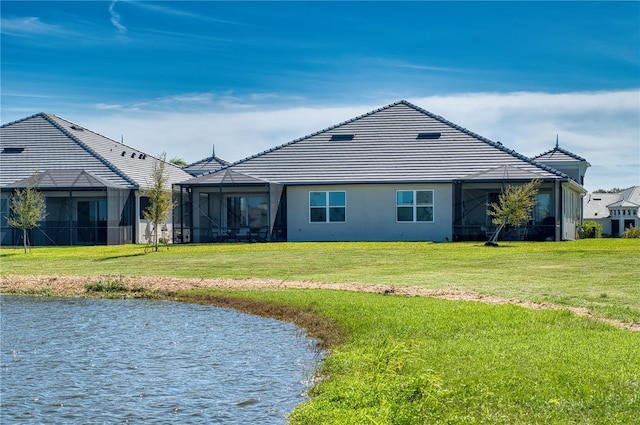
[2,274,638,333]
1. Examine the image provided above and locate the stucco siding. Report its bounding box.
[286,184,453,242]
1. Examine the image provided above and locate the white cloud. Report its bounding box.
[72,90,640,192]
[0,17,70,37]
[109,1,127,34]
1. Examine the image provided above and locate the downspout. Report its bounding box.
[554,180,562,241]
[69,189,73,246]
[219,183,223,235]
[179,186,184,243]
[189,187,194,243]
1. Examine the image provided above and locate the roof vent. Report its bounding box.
[121,151,126,156]
[3,147,25,153]
[130,152,136,158]
[417,132,441,139]
[70,125,84,131]
[330,134,355,141]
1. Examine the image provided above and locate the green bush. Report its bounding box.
[622,225,640,238]
[578,220,602,238]
[85,279,127,293]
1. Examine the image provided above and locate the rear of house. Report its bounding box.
[178,101,589,243]
[1,113,191,246]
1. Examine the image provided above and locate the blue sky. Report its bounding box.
[2,1,639,191]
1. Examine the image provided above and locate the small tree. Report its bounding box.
[8,173,46,253]
[143,152,175,252]
[169,157,188,167]
[486,179,541,246]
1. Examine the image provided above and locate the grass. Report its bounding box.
[2,239,639,322]
[179,289,640,424]
[2,239,639,423]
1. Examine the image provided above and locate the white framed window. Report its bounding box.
[309,191,346,223]
[396,190,434,222]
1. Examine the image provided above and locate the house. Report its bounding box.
[1,113,192,246]
[176,100,589,243]
[584,187,640,236]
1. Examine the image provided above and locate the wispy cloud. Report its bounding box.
[109,1,127,35]
[0,17,71,37]
[129,1,244,26]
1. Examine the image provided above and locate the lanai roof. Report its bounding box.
[3,169,119,190]
[183,154,230,176]
[197,100,568,185]
[532,140,590,164]
[1,113,191,189]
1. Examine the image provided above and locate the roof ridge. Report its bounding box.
[210,101,406,176]
[40,113,139,188]
[400,100,570,180]
[1,112,47,128]
[532,145,588,163]
[185,155,230,168]
[189,100,571,181]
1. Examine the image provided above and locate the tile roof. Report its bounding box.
[583,186,640,219]
[183,168,269,186]
[183,155,230,176]
[4,169,118,190]
[532,141,589,163]
[1,113,191,189]
[202,100,567,185]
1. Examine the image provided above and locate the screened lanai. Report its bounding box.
[1,169,135,246]
[175,169,286,243]
[450,167,586,241]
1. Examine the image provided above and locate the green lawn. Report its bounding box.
[2,239,639,322]
[2,239,640,424]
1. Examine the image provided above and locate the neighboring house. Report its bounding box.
[183,146,229,176]
[584,187,640,236]
[177,100,589,243]
[1,113,192,246]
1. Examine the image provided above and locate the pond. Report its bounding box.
[1,296,322,424]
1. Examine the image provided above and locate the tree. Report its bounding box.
[169,157,188,167]
[486,179,541,246]
[8,173,46,253]
[143,152,175,252]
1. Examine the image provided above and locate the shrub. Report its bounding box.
[85,279,127,293]
[578,221,602,238]
[622,226,640,238]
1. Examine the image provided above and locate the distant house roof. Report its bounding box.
[1,113,192,190]
[584,186,640,219]
[183,154,230,176]
[198,100,568,185]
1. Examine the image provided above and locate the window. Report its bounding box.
[397,190,434,222]
[310,191,345,223]
[139,196,151,219]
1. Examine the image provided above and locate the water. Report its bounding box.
[0,296,322,424]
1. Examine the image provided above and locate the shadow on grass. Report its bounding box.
[94,253,147,261]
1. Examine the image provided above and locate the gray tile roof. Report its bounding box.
[204,100,567,185]
[584,193,617,219]
[532,142,589,163]
[183,155,230,176]
[583,186,640,219]
[4,169,119,190]
[1,113,192,189]
[183,168,269,186]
